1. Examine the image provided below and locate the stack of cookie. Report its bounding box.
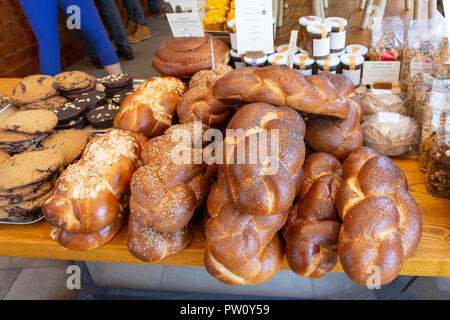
[55,71,97,100]
[100,73,133,96]
[0,110,58,154]
[84,73,134,129]
[0,148,64,221]
[10,75,61,109]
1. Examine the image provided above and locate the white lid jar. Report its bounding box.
[230,49,245,69]
[244,55,268,68]
[268,53,288,66]
[316,56,340,74]
[227,19,237,51]
[307,23,332,60]
[277,44,298,54]
[324,17,347,53]
[345,44,368,59]
[293,53,315,76]
[340,53,364,86]
[298,16,322,52]
[330,49,345,58]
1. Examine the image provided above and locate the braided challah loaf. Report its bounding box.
[42,130,147,235]
[204,103,306,284]
[304,74,363,161]
[128,122,217,262]
[212,66,351,119]
[152,34,229,78]
[336,147,423,285]
[177,64,234,127]
[282,152,343,278]
[114,77,186,137]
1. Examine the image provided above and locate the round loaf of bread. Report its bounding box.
[152,34,229,78]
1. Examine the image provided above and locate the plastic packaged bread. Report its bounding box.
[362,112,419,156]
[361,90,407,115]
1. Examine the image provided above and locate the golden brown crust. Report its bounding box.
[55,209,125,251]
[177,65,233,127]
[282,152,343,278]
[212,66,352,119]
[336,147,423,285]
[114,77,186,137]
[152,35,229,78]
[42,130,147,234]
[204,103,306,285]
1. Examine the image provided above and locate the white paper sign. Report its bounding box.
[165,0,204,37]
[235,0,274,54]
[361,61,401,85]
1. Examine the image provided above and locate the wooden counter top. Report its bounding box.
[0,78,449,277]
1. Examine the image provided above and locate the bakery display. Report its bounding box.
[152,34,229,78]
[114,77,186,137]
[42,130,147,247]
[128,123,216,261]
[204,103,306,284]
[282,152,343,278]
[212,66,351,119]
[177,64,233,127]
[336,147,422,285]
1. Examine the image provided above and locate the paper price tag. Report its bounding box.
[287,31,298,69]
[164,0,204,37]
[236,0,274,54]
[362,61,401,85]
[378,112,400,123]
[371,89,392,95]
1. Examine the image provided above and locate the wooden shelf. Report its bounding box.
[1,79,449,277]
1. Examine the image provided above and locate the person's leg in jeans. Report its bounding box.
[148,0,165,18]
[18,0,61,75]
[91,0,134,59]
[59,0,122,74]
[122,0,138,35]
[123,0,151,43]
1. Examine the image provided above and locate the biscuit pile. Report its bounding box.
[0,110,58,154]
[0,148,63,221]
[0,108,90,221]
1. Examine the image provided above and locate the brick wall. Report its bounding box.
[0,0,86,78]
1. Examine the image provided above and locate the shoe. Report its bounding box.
[117,47,135,60]
[91,58,103,69]
[126,21,137,35]
[128,25,151,44]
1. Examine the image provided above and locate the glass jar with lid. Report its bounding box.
[268,53,288,66]
[227,19,237,51]
[244,55,268,68]
[340,53,364,86]
[307,23,332,60]
[276,44,299,55]
[230,49,245,69]
[316,56,340,74]
[298,16,322,52]
[324,17,347,53]
[293,53,315,76]
[345,44,368,60]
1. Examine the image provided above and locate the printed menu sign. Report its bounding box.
[235,0,274,54]
[164,0,204,37]
[361,61,401,85]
